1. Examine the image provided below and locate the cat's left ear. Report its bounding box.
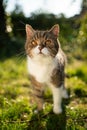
[50,24,59,37]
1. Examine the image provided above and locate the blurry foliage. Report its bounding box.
[2,10,77,58]
[11,11,75,45]
[0,0,87,60]
[0,1,87,129]
[76,13,87,59]
[0,57,87,130]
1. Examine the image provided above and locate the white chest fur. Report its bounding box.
[27,56,58,83]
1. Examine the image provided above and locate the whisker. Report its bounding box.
[16,55,25,64]
[19,20,26,26]
[15,50,26,64]
[16,51,25,57]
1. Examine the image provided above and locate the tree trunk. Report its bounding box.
[81,0,87,15]
[0,0,10,53]
[0,0,7,35]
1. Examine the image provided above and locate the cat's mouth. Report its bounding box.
[38,52,46,56]
[39,51,43,54]
[33,47,50,56]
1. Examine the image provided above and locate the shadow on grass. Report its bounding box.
[27,97,70,130]
[45,110,66,130]
[74,88,87,97]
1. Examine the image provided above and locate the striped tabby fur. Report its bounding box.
[25,24,68,114]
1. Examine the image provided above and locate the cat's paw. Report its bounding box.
[53,106,62,114]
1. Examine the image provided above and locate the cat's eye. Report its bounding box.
[45,40,51,45]
[31,41,37,46]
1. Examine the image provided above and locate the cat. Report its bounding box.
[25,24,68,114]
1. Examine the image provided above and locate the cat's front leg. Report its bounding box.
[51,84,68,114]
[33,89,44,111]
[50,85,64,114]
[30,75,44,111]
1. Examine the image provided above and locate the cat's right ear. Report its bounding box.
[26,24,35,39]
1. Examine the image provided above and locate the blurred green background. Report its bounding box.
[0,0,87,60]
[0,0,87,129]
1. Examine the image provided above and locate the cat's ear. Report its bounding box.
[50,24,59,37]
[26,24,35,39]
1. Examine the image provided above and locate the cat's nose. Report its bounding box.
[38,46,43,51]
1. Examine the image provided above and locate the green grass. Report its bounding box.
[0,57,87,130]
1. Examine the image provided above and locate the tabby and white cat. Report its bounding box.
[25,24,68,114]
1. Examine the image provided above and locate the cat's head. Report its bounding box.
[25,24,60,58]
